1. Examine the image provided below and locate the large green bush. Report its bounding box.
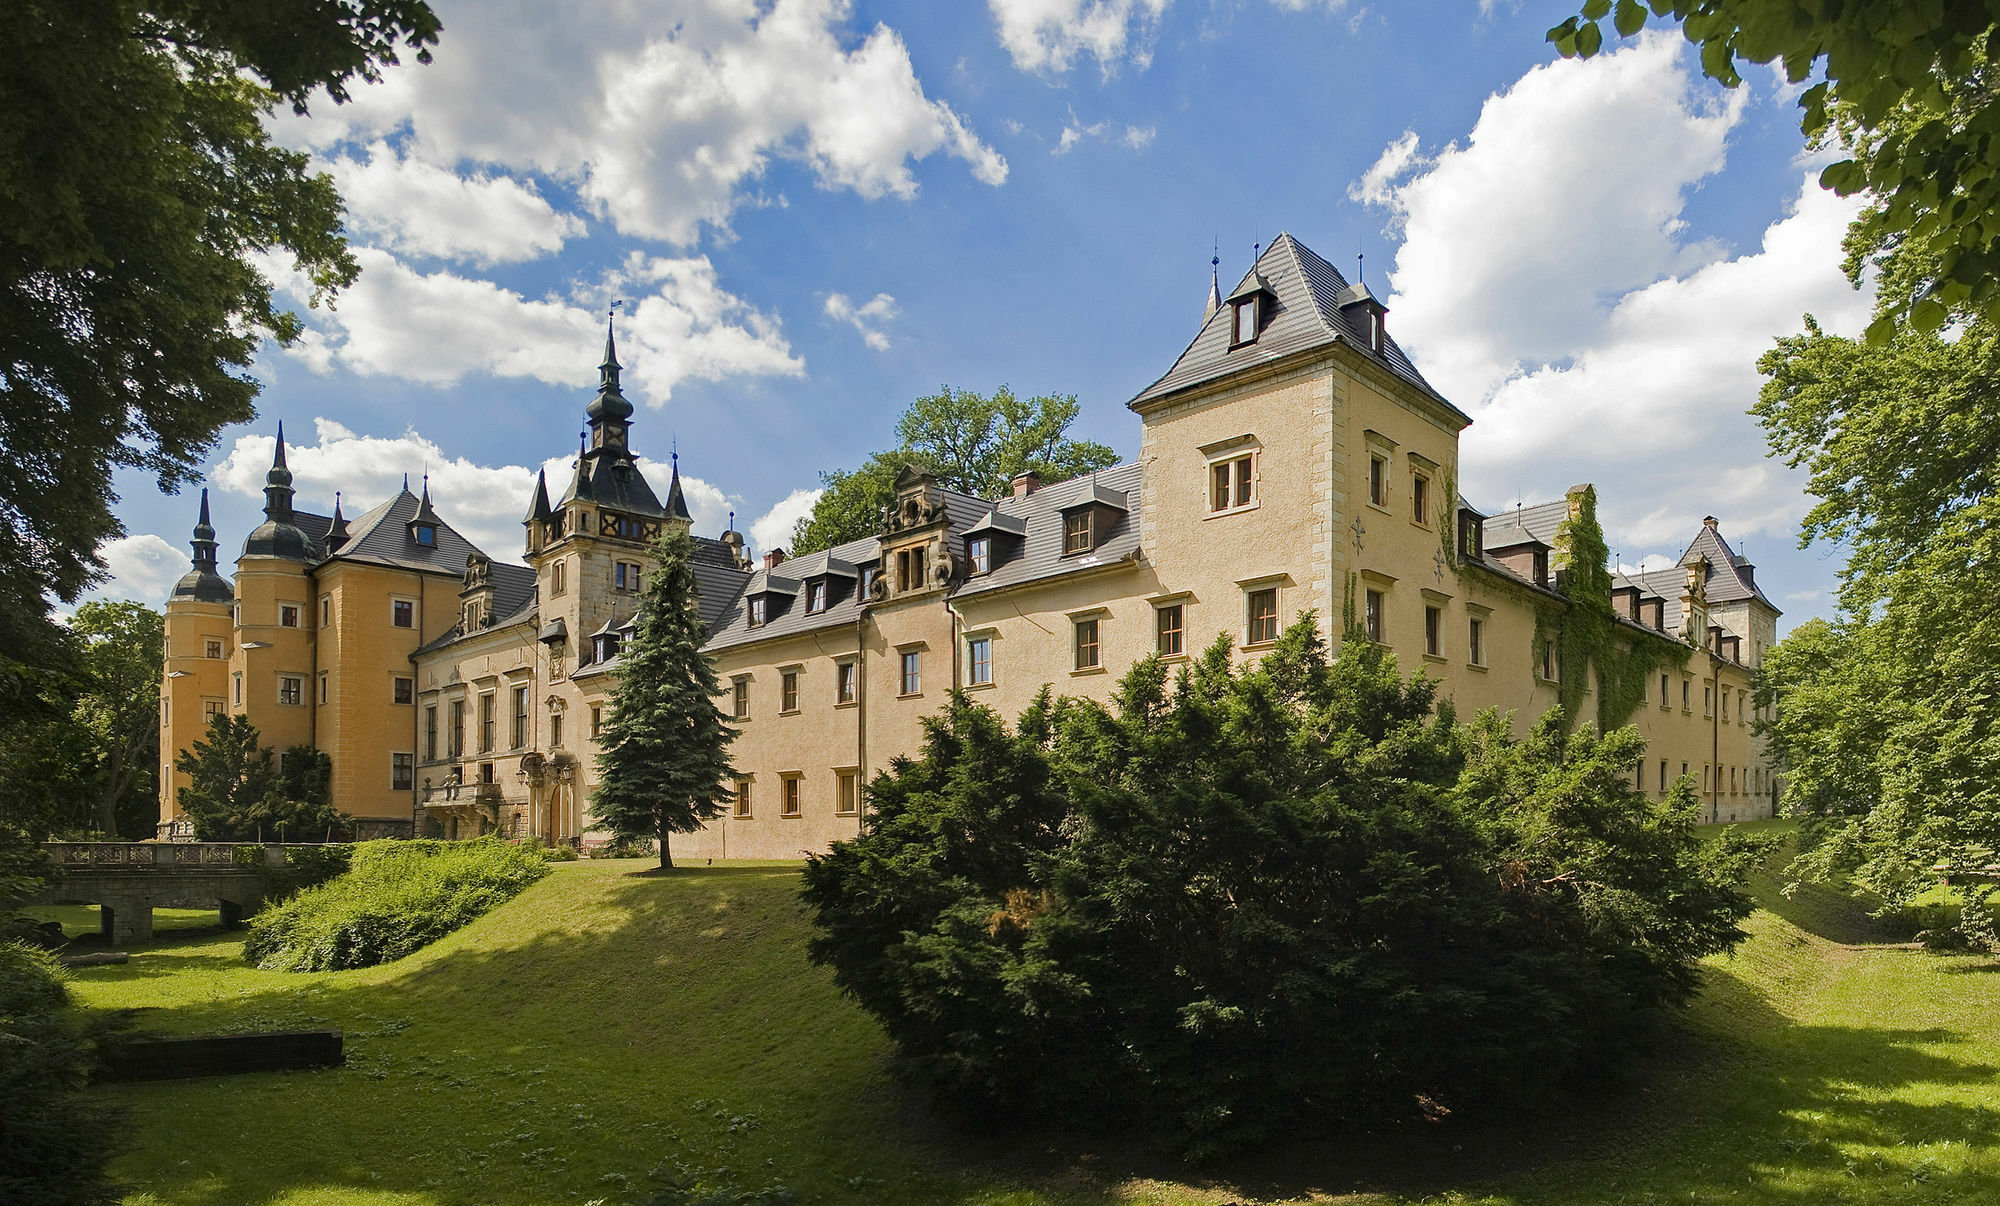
[802,618,1766,1158]
[0,942,117,1205]
[245,838,549,971]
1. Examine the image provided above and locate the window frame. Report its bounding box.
[391,598,415,629]
[748,595,767,626]
[425,705,438,760]
[511,686,529,748]
[1364,589,1385,644]
[204,637,224,659]
[1411,472,1430,527]
[1155,602,1185,658]
[280,604,301,629]
[1072,617,1102,672]
[391,752,415,792]
[732,677,750,720]
[733,777,752,818]
[277,675,304,707]
[805,580,827,613]
[966,535,991,575]
[966,635,993,687]
[1230,296,1260,347]
[393,676,414,706]
[780,669,800,713]
[835,768,859,816]
[899,649,922,697]
[1208,452,1257,515]
[1368,454,1388,508]
[1424,604,1442,658]
[1062,511,1093,556]
[1247,587,1281,646]
[835,660,857,706]
[782,775,803,818]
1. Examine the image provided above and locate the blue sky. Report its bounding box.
[97,0,1869,632]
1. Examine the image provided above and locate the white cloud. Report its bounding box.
[1053,110,1157,154]
[989,0,1171,76]
[267,248,802,403]
[749,488,825,555]
[87,534,188,606]
[1354,35,1872,565]
[824,292,898,350]
[324,141,585,267]
[274,0,1006,247]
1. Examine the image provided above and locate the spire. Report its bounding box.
[190,488,218,570]
[525,467,553,524]
[173,487,235,602]
[588,308,634,424]
[412,474,440,526]
[1204,243,1222,320]
[326,491,350,551]
[262,423,294,520]
[664,450,691,521]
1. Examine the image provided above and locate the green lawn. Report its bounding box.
[62,850,2000,1206]
[26,904,233,941]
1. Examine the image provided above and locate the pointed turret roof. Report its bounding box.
[326,492,350,551]
[664,452,692,521]
[243,424,314,560]
[172,488,233,603]
[524,468,553,524]
[411,477,441,527]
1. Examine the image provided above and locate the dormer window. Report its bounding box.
[749,596,767,626]
[1063,511,1092,555]
[1233,297,1259,346]
[1225,272,1274,349]
[413,524,436,547]
[805,580,827,614]
[594,633,620,662]
[967,535,991,575]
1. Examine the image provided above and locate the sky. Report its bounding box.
[93,0,1871,634]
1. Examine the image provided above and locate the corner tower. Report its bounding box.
[231,425,319,753]
[158,490,235,834]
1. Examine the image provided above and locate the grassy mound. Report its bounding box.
[244,838,548,971]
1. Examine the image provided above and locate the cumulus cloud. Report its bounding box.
[1053,110,1157,154]
[87,534,188,606]
[989,0,1171,76]
[1353,35,1870,566]
[324,142,585,266]
[273,0,1006,248]
[824,291,898,350]
[749,487,826,555]
[264,248,802,403]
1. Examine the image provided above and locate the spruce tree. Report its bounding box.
[592,526,737,870]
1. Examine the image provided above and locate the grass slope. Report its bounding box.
[64,849,2000,1206]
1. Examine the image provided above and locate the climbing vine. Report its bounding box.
[1537,486,1691,732]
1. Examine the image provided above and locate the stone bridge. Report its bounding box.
[25,843,319,946]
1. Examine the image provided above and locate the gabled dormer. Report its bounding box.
[408,478,441,548]
[963,508,1028,576]
[1337,280,1389,356]
[1058,478,1129,558]
[1224,270,1275,349]
[800,557,858,615]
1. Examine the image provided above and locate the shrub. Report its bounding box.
[244,838,549,971]
[592,836,656,860]
[803,618,1765,1159]
[0,942,118,1205]
[519,837,579,862]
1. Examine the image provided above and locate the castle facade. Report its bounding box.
[160,233,1779,847]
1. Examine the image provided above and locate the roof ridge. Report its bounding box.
[1271,233,1344,343]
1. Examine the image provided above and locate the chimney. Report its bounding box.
[1011,472,1042,498]
[762,548,786,570]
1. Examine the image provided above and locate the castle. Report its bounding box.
[159,233,1779,849]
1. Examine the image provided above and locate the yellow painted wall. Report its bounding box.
[158,599,232,831]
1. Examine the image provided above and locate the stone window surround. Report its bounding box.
[1151,591,1192,660]
[1068,607,1106,675]
[1200,434,1261,518]
[963,629,997,690]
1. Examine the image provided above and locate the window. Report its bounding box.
[392,599,414,629]
[205,638,224,659]
[781,671,799,712]
[278,675,303,706]
[783,776,802,817]
[732,678,750,719]
[615,561,642,592]
[896,547,926,591]
[1661,674,1670,707]
[425,706,438,760]
[233,672,242,705]
[967,636,993,686]
[280,604,301,628]
[1703,764,1712,792]
[836,661,857,705]
[1637,761,1645,790]
[1232,297,1259,345]
[1541,639,1558,681]
[318,675,331,706]
[1468,617,1485,666]
[319,596,331,627]
[479,693,495,752]
[967,536,991,575]
[806,580,828,613]
[1210,453,1255,513]
[1682,680,1691,711]
[1424,605,1442,657]
[414,524,435,547]
[1731,766,1738,794]
[512,687,528,748]
[394,677,414,705]
[1660,760,1669,791]
[1738,690,1747,724]
[591,705,603,739]
[900,650,922,696]
[1364,589,1384,644]
[860,565,878,598]
[1704,683,1713,717]
[1721,689,1729,722]
[1369,455,1387,507]
[479,761,495,785]
[1063,512,1092,555]
[551,560,567,595]
[836,769,859,816]
[734,778,752,817]
[1249,588,1281,645]
[204,698,225,718]
[550,711,564,747]
[1156,604,1184,657]
[392,753,414,792]
[1074,618,1101,671]
[749,596,767,626]
[448,700,465,758]
[1411,473,1430,525]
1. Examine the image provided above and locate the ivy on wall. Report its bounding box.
[1539,485,1692,732]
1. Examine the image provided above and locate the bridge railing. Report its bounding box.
[41,843,322,870]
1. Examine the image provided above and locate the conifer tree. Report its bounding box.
[592,526,737,870]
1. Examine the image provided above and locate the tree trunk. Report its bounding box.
[658,829,674,871]
[96,743,126,834]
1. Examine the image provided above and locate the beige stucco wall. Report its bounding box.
[158,598,233,830]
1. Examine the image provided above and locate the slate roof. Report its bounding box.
[557,449,671,517]
[318,489,484,576]
[1677,523,1776,610]
[1128,233,1456,414]
[1480,498,1568,549]
[953,462,1144,600]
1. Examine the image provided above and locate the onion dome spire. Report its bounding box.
[263,421,295,520]
[242,424,312,560]
[173,488,235,602]
[587,312,634,423]
[191,488,218,567]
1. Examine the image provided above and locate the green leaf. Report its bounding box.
[1613,0,1647,37]
[1577,21,1603,57]
[1863,314,1899,346]
[1581,0,1611,20]
[1908,297,1949,333]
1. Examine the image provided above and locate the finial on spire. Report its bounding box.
[402,473,410,492]
[1205,239,1224,321]
[1357,250,1365,285]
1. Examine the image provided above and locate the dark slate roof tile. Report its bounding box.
[953,462,1144,600]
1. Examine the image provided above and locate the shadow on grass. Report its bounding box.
[83,865,2000,1206]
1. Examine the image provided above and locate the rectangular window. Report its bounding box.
[900,650,921,696]
[552,560,567,595]
[392,753,414,792]
[1156,604,1184,657]
[615,562,642,593]
[1738,690,1747,724]
[393,677,414,705]
[836,661,857,705]
[1542,639,1558,681]
[1682,680,1691,711]
[1704,764,1712,793]
[749,596,766,626]
[1234,298,1258,344]
[1249,588,1280,645]
[591,705,603,738]
[1364,589,1384,644]
[967,536,991,575]
[860,565,878,598]
[783,777,802,817]
[1661,673,1670,707]
[1468,616,1485,666]
[233,672,242,705]
[1637,760,1645,790]
[1063,512,1092,555]
[449,700,464,757]
[1424,605,1441,657]
[1369,455,1386,506]
[278,675,303,706]
[1074,618,1101,671]
[1210,453,1255,513]
[1682,761,1690,783]
[1721,690,1729,722]
[1411,473,1429,525]
[319,596,331,628]
[967,636,993,686]
[1704,683,1713,717]
[204,698,225,718]
[479,693,495,752]
[550,712,564,747]
[781,671,799,712]
[205,638,224,659]
[392,599,414,628]
[732,678,750,720]
[317,674,328,705]
[511,686,528,748]
[806,580,827,612]
[280,604,301,628]
[479,761,495,785]
[734,778,752,817]
[836,769,859,816]
[425,706,438,760]
[1660,759,1669,791]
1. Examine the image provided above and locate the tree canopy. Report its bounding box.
[590,526,739,870]
[0,1,437,710]
[790,386,1118,555]
[1548,1,2000,338]
[174,714,342,842]
[804,618,1762,1157]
